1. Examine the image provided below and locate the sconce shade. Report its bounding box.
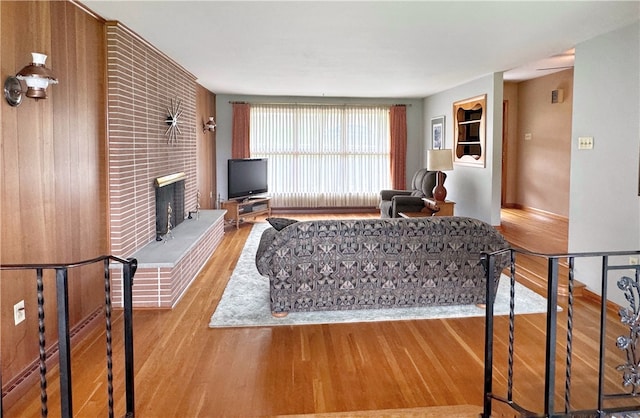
[16,53,58,99]
[203,116,217,133]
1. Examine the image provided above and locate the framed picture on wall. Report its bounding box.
[431,115,445,150]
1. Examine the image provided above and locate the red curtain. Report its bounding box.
[389,105,407,189]
[231,103,251,159]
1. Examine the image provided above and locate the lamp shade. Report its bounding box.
[16,53,58,99]
[427,149,453,171]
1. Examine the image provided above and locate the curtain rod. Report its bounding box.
[228,101,411,107]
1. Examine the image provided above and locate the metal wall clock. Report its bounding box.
[164,98,183,144]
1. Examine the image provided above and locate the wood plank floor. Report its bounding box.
[5,210,638,417]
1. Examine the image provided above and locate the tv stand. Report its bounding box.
[222,196,271,229]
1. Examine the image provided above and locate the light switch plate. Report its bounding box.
[578,136,594,150]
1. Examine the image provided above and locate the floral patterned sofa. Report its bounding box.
[255,217,510,316]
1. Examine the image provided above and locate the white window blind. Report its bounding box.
[250,104,391,208]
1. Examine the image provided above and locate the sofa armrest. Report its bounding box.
[255,227,278,274]
[392,195,425,206]
[422,197,441,213]
[391,195,431,217]
[380,189,412,201]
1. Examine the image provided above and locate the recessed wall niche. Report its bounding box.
[453,94,486,167]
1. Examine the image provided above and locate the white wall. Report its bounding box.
[215,95,424,201]
[569,22,640,304]
[423,74,504,225]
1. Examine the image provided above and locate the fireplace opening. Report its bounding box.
[155,172,186,240]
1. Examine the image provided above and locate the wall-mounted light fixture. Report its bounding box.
[551,89,564,104]
[4,53,58,107]
[203,117,216,133]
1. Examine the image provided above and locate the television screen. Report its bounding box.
[227,158,268,199]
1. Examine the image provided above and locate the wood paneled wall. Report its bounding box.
[196,84,217,209]
[1,0,107,395]
[1,1,218,404]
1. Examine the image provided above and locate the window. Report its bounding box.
[250,104,391,208]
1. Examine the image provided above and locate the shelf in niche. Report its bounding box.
[453,94,486,168]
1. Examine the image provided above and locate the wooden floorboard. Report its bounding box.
[4,210,637,417]
[275,404,482,417]
[499,207,567,254]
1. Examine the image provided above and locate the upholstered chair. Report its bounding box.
[379,168,442,218]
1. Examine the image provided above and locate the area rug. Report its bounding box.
[209,222,551,328]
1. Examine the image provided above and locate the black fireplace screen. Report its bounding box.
[155,175,185,240]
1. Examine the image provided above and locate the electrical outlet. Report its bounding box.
[630,257,639,265]
[14,300,25,325]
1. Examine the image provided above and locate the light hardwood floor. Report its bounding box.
[5,210,636,417]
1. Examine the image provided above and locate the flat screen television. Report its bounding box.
[227,158,268,200]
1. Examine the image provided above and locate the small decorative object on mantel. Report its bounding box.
[189,190,201,220]
[164,98,183,144]
[163,201,174,242]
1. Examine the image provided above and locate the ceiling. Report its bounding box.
[81,1,639,98]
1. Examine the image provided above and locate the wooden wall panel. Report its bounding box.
[196,84,217,209]
[1,0,107,400]
[2,0,217,404]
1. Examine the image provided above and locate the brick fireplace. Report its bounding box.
[106,23,197,258]
[106,22,224,308]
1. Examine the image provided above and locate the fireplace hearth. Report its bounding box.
[155,172,186,240]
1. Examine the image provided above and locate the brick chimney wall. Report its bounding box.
[106,22,197,257]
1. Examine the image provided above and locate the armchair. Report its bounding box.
[379,168,442,218]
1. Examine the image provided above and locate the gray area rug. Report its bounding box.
[209,222,551,328]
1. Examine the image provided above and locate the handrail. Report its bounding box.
[0,255,137,418]
[0,254,135,271]
[481,248,640,417]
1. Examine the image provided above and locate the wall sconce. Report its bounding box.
[551,89,564,104]
[4,53,58,107]
[203,117,216,133]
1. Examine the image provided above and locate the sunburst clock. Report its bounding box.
[164,98,183,144]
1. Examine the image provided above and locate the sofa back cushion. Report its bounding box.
[256,217,510,307]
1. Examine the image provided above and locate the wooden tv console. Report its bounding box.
[222,196,272,229]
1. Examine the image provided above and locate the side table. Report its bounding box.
[399,199,455,218]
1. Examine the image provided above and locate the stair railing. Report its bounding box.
[0,255,137,418]
[482,248,640,417]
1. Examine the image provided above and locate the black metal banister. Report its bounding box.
[564,256,575,414]
[56,267,73,417]
[0,255,137,418]
[0,254,135,271]
[544,257,559,415]
[482,248,640,417]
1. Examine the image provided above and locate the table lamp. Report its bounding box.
[426,149,453,201]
